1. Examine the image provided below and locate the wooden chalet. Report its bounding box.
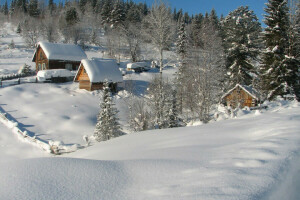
[32,41,87,72]
[222,84,260,108]
[74,59,123,92]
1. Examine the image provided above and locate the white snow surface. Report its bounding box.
[78,59,123,83]
[37,69,73,81]
[1,101,300,199]
[34,41,87,61]
[1,22,300,200]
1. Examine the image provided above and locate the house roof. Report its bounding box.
[32,41,87,62]
[75,59,123,83]
[222,84,260,100]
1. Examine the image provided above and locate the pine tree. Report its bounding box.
[222,6,261,87]
[167,89,182,128]
[3,0,8,15]
[28,0,40,17]
[101,0,113,25]
[16,23,22,34]
[176,18,188,61]
[94,81,121,142]
[190,14,203,48]
[110,0,125,28]
[65,7,79,26]
[260,0,294,100]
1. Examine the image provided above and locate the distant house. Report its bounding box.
[221,84,260,108]
[32,41,87,72]
[74,59,123,92]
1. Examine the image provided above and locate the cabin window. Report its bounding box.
[83,68,87,74]
[65,64,72,71]
[40,52,44,60]
[38,63,41,71]
[42,63,46,70]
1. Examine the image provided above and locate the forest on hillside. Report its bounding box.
[0,0,299,131]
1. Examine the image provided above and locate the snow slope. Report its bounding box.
[0,122,47,163]
[0,101,299,199]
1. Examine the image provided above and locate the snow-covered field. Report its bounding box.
[1,100,300,199]
[1,23,300,199]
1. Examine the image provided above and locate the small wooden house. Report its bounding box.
[74,59,123,92]
[32,41,87,72]
[222,84,260,108]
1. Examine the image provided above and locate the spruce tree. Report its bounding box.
[3,0,8,15]
[28,0,40,17]
[261,0,294,100]
[94,81,121,142]
[110,0,125,28]
[167,89,182,128]
[222,6,261,87]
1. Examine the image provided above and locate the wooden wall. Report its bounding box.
[35,47,48,71]
[224,87,256,108]
[35,46,81,72]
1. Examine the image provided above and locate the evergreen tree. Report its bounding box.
[222,6,261,87]
[16,23,22,34]
[110,0,125,28]
[101,0,113,25]
[65,7,79,26]
[3,0,9,15]
[261,0,295,100]
[167,89,182,128]
[94,81,121,142]
[190,14,203,48]
[176,18,188,61]
[28,0,40,17]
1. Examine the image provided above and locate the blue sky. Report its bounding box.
[134,0,268,24]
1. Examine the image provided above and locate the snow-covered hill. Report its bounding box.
[1,100,300,200]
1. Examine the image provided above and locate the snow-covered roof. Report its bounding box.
[222,84,260,100]
[32,41,87,62]
[76,59,123,83]
[127,62,150,69]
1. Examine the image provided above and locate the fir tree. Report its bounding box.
[3,0,9,15]
[65,7,79,26]
[260,0,294,100]
[28,0,40,17]
[101,0,113,25]
[94,81,121,142]
[176,18,188,61]
[222,6,261,87]
[167,89,182,128]
[110,0,125,28]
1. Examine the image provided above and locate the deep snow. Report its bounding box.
[1,22,300,200]
[1,101,300,199]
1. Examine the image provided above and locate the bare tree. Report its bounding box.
[184,21,225,122]
[41,11,59,42]
[143,0,174,74]
[21,17,41,47]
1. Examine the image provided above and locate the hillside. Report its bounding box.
[0,100,300,199]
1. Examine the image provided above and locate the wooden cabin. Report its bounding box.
[32,41,87,72]
[74,59,123,92]
[222,84,260,108]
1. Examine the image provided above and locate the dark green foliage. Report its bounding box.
[65,7,79,26]
[3,0,9,15]
[28,0,40,17]
[222,6,261,87]
[260,0,295,100]
[94,81,121,142]
[176,18,188,60]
